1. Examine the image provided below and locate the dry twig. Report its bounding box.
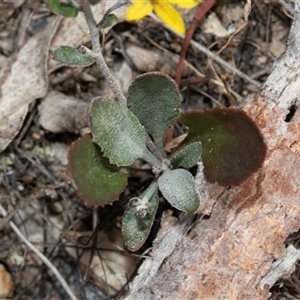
[0,204,78,300]
[150,14,261,88]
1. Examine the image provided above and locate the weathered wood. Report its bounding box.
[124,2,300,299]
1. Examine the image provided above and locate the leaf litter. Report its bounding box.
[0,1,297,299]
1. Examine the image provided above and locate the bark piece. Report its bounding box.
[260,245,300,289]
[124,3,300,300]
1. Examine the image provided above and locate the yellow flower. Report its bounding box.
[125,0,200,34]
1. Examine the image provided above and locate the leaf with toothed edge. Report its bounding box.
[90,97,160,167]
[127,72,181,150]
[178,107,267,186]
[67,134,127,207]
[122,190,159,251]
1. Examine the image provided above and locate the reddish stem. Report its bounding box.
[165,0,216,150]
[175,0,216,85]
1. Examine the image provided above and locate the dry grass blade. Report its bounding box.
[150,14,261,88]
[0,204,78,300]
[214,0,252,59]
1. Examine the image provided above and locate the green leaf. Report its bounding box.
[89,0,101,4]
[178,108,267,186]
[90,97,160,167]
[127,72,181,150]
[54,46,96,67]
[158,169,200,213]
[170,142,202,169]
[46,0,78,17]
[122,190,159,251]
[99,14,118,29]
[67,134,127,206]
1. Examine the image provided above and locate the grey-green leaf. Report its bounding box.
[122,191,159,251]
[67,134,128,206]
[158,169,200,213]
[170,142,202,169]
[100,14,118,29]
[54,46,96,67]
[127,72,181,150]
[46,0,78,17]
[90,97,160,167]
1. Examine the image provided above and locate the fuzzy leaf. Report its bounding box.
[158,169,200,213]
[122,191,159,251]
[127,72,181,150]
[68,134,127,206]
[100,14,118,29]
[170,141,202,169]
[90,97,160,167]
[54,46,96,67]
[46,0,78,17]
[178,108,267,186]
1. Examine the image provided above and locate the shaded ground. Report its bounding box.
[0,0,298,299]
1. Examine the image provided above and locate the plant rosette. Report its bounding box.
[67,71,267,251]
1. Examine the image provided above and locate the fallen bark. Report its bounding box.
[124,2,300,299]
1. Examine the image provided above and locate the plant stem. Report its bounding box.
[175,0,216,86]
[141,180,158,204]
[146,136,164,162]
[166,0,216,148]
[81,2,127,104]
[96,0,127,28]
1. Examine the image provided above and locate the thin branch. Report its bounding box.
[175,0,216,86]
[81,2,127,104]
[15,147,57,183]
[0,203,78,300]
[140,32,243,101]
[189,41,260,88]
[96,0,128,28]
[150,14,261,88]
[166,0,215,146]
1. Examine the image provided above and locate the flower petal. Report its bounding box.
[153,1,185,34]
[125,0,153,21]
[168,0,200,9]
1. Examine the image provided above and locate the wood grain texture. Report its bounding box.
[124,2,300,299]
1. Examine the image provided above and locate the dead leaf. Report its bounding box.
[221,5,245,28]
[65,228,140,296]
[0,17,61,153]
[14,198,64,254]
[203,12,229,38]
[126,45,189,78]
[38,90,89,134]
[0,264,13,298]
